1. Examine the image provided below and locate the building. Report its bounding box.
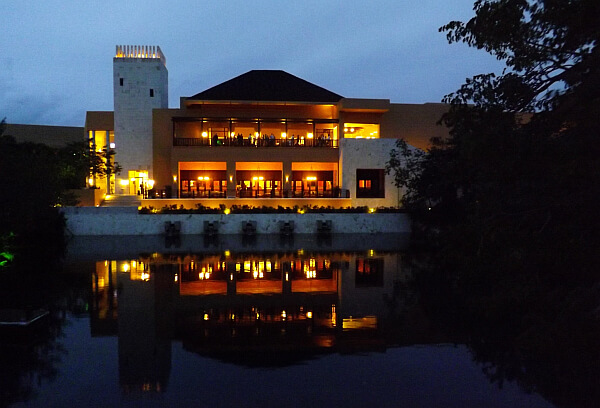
[86,45,449,207]
[3,123,84,148]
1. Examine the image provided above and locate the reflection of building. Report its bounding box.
[90,248,408,380]
[86,45,449,206]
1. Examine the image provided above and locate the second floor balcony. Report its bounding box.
[174,134,338,148]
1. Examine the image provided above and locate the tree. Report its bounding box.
[389,3,600,406]
[87,138,121,193]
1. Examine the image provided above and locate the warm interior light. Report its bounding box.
[120,179,129,186]
[306,176,317,181]
[229,175,233,182]
[285,175,289,183]
[88,178,94,186]
[281,132,286,138]
[147,180,155,189]
[252,176,258,181]
[307,311,313,319]
[109,142,116,149]
[202,131,208,138]
[307,133,313,139]
[173,175,177,182]
[231,132,235,137]
[258,176,264,181]
[224,208,230,215]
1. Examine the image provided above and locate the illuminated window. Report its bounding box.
[356,258,384,287]
[356,169,384,198]
[343,123,379,139]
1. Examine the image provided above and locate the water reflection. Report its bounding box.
[89,240,408,393]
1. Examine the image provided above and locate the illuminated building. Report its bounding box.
[85,45,450,206]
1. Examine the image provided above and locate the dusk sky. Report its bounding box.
[1,0,503,127]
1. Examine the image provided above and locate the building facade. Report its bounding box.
[85,45,450,208]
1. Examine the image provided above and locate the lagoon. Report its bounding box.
[2,235,555,407]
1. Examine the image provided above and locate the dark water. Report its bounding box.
[2,235,555,408]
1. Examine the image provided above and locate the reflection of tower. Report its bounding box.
[113,45,168,194]
[117,261,173,394]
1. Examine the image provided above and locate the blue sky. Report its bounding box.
[0,0,503,127]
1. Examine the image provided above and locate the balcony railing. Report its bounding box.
[173,136,338,148]
[171,189,350,199]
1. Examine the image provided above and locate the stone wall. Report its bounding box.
[62,207,410,236]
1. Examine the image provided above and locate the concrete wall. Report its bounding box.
[62,207,410,236]
[339,138,400,208]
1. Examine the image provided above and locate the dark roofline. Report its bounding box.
[186,70,343,104]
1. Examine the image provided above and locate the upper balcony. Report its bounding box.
[174,134,337,148]
[172,118,339,148]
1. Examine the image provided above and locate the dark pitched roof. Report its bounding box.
[187,70,343,103]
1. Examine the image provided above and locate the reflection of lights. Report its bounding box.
[285,272,289,281]
[307,311,313,319]
[132,260,137,268]
[204,313,209,321]
[369,208,376,213]
[141,272,150,281]
[230,273,234,281]
[122,263,130,272]
[230,313,235,321]
[174,274,178,282]
[281,310,287,319]
[331,305,337,327]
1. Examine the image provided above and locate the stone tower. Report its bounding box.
[113,45,168,195]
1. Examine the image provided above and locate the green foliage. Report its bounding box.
[398,2,600,406]
[137,205,403,214]
[0,120,77,257]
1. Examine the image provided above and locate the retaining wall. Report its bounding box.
[62,207,410,236]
